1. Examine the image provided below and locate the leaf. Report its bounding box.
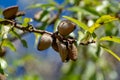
[21,39,28,48]
[96,15,118,24]
[100,45,120,61]
[63,16,89,31]
[2,39,16,51]
[88,23,101,33]
[100,36,120,44]
[27,3,55,9]
[11,31,28,48]
[0,18,4,22]
[22,18,32,27]
[88,15,118,33]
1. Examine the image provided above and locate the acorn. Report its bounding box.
[68,43,78,61]
[58,20,76,36]
[57,39,68,62]
[3,6,18,19]
[37,33,52,51]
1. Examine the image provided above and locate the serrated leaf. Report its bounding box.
[100,45,120,61]
[63,16,89,31]
[2,39,16,51]
[21,39,28,48]
[100,36,120,44]
[88,15,118,33]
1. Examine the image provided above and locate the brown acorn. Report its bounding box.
[3,6,18,19]
[68,43,78,61]
[58,20,76,36]
[57,39,68,62]
[37,33,52,51]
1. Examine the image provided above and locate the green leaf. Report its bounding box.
[100,45,120,61]
[96,15,118,24]
[22,18,32,27]
[100,36,120,44]
[88,23,101,33]
[11,31,28,48]
[27,3,56,9]
[21,39,28,48]
[0,18,4,22]
[2,39,16,51]
[88,15,118,33]
[63,16,89,31]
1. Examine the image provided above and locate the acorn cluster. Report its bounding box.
[37,20,78,62]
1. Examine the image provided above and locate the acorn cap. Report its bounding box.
[3,6,18,19]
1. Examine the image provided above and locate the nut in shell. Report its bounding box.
[37,33,52,51]
[58,20,76,36]
[57,39,68,62]
[68,43,78,61]
[52,38,59,52]
[3,6,18,19]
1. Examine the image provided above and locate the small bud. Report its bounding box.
[3,6,18,19]
[37,33,52,51]
[58,20,76,36]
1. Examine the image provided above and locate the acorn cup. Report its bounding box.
[56,39,68,62]
[58,20,76,36]
[37,33,52,51]
[68,43,78,61]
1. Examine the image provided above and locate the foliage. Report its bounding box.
[0,0,120,80]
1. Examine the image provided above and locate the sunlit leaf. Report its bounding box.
[22,18,32,27]
[100,36,120,44]
[88,23,101,33]
[96,15,118,24]
[100,45,120,61]
[2,39,16,51]
[63,16,89,30]
[88,15,118,33]
[0,58,7,69]
[27,3,56,9]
